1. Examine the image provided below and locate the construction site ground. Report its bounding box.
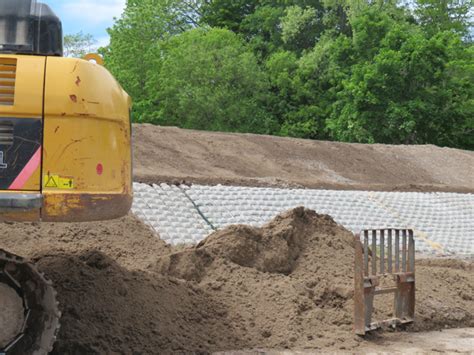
[1,124,473,353]
[133,124,474,193]
[218,328,474,354]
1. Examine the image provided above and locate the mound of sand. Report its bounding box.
[133,124,474,193]
[0,209,472,353]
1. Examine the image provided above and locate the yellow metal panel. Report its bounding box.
[42,117,130,192]
[42,57,132,222]
[0,55,45,118]
[43,56,130,122]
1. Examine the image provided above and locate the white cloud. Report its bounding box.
[61,0,126,26]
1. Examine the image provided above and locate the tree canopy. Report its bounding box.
[149,28,274,133]
[64,32,97,58]
[103,0,474,149]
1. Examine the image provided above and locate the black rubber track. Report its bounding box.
[0,249,60,355]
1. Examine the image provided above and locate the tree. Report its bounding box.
[200,0,350,56]
[103,0,473,149]
[200,0,259,32]
[275,5,473,148]
[149,28,276,133]
[172,0,204,27]
[240,5,286,59]
[63,32,96,58]
[281,5,323,52]
[103,0,190,119]
[282,33,353,139]
[326,9,474,147]
[415,0,473,39]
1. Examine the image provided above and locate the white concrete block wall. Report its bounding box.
[132,183,474,256]
[132,183,214,245]
[372,191,474,255]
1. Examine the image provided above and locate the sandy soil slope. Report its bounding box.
[1,209,472,354]
[133,124,474,192]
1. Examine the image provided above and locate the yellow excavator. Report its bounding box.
[0,1,132,353]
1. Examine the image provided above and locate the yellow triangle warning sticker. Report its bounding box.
[44,175,59,188]
[44,174,75,189]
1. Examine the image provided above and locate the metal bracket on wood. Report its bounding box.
[354,229,415,335]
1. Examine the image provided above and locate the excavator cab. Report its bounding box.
[0,1,132,353]
[0,0,132,224]
[0,0,62,56]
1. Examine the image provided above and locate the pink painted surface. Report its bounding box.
[96,163,103,175]
[9,147,42,190]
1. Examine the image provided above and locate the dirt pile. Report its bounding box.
[155,208,345,279]
[133,124,474,193]
[154,208,358,350]
[0,209,472,353]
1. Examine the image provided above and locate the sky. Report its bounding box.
[46,0,127,47]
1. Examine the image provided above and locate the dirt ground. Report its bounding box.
[218,328,474,354]
[133,124,474,193]
[1,208,472,354]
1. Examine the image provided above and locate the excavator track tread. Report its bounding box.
[0,249,60,355]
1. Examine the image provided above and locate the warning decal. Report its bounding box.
[44,175,74,189]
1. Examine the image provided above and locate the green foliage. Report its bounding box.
[103,1,166,103]
[149,28,275,133]
[265,50,299,127]
[104,0,474,149]
[327,11,473,148]
[200,0,259,31]
[281,5,320,52]
[282,34,353,138]
[102,0,191,119]
[240,5,285,59]
[63,32,96,58]
[415,0,473,39]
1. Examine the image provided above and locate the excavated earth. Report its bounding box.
[133,124,474,193]
[0,208,472,354]
[1,125,473,352]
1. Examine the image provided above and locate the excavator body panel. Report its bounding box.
[41,56,132,222]
[1,2,132,353]
[0,54,132,223]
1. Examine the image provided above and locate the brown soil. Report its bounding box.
[1,208,472,354]
[0,284,24,347]
[133,124,474,193]
[218,328,474,354]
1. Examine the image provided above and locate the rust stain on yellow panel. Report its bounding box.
[0,209,40,222]
[42,192,132,222]
[43,57,132,196]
